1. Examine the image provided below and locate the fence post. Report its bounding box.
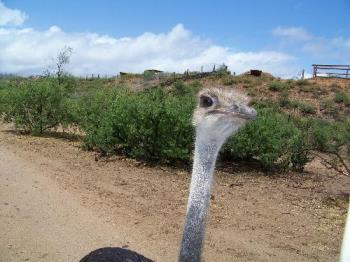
[313,66,317,78]
[301,69,305,80]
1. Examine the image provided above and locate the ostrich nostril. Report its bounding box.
[250,108,257,119]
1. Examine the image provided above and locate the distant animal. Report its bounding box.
[80,87,257,262]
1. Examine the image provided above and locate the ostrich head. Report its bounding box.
[192,87,257,147]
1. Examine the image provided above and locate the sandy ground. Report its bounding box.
[0,146,129,262]
[0,123,349,262]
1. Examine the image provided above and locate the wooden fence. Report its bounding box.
[312,64,350,78]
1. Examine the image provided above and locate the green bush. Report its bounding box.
[77,89,120,153]
[172,80,201,96]
[2,78,74,134]
[306,118,350,154]
[334,90,350,106]
[173,80,188,95]
[1,76,347,173]
[222,107,309,170]
[143,70,156,81]
[295,79,310,86]
[279,95,317,115]
[279,90,290,108]
[320,99,339,117]
[212,64,230,78]
[0,89,8,115]
[81,91,313,169]
[80,87,196,161]
[268,81,290,91]
[222,76,238,86]
[298,102,316,114]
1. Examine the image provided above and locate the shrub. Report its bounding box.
[268,81,289,91]
[320,99,339,117]
[213,64,230,78]
[0,80,10,115]
[1,76,346,173]
[295,79,310,86]
[82,90,312,169]
[281,98,316,114]
[222,76,238,86]
[80,87,196,162]
[222,107,309,170]
[330,83,341,91]
[2,78,74,135]
[279,90,290,108]
[299,85,314,93]
[334,91,350,106]
[296,117,350,174]
[172,80,201,96]
[0,78,9,90]
[143,70,156,81]
[298,102,317,114]
[286,79,293,84]
[0,89,8,115]
[307,118,350,154]
[77,89,120,153]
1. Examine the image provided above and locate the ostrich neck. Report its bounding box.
[179,134,222,262]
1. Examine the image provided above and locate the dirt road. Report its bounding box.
[0,144,144,261]
[0,124,349,261]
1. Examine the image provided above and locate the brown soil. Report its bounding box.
[236,76,350,120]
[0,123,349,262]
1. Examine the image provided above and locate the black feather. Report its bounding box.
[80,247,154,262]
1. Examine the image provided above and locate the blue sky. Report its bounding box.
[1,0,350,77]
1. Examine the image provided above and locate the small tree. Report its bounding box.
[55,46,73,84]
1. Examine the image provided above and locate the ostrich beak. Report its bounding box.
[227,104,257,120]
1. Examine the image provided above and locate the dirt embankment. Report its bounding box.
[0,123,349,262]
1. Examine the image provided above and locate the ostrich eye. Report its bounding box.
[200,96,213,107]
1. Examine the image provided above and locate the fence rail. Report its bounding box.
[312,64,350,78]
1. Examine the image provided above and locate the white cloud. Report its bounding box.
[273,26,313,41]
[273,26,350,63]
[0,1,27,26]
[0,23,295,77]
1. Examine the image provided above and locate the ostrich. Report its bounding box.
[80,87,257,262]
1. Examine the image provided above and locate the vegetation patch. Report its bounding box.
[298,102,317,115]
[0,73,348,173]
[222,105,309,170]
[78,86,196,162]
[1,78,76,135]
[268,81,290,91]
[334,90,350,106]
